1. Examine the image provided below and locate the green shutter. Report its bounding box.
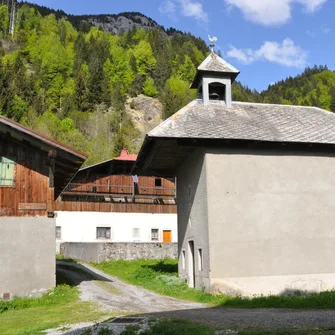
[0,157,15,186]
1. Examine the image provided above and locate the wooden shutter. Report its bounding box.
[0,157,15,186]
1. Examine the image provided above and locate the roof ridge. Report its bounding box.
[233,101,333,115]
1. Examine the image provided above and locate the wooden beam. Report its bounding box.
[19,203,47,211]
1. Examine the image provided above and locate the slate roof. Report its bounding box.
[190,53,240,89]
[197,52,240,74]
[149,100,335,145]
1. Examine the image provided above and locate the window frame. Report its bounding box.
[182,249,186,270]
[132,228,140,239]
[55,226,61,240]
[151,228,159,241]
[154,178,162,187]
[96,227,111,240]
[198,248,203,271]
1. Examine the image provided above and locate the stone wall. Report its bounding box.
[60,242,178,263]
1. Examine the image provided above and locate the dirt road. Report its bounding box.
[57,261,335,331]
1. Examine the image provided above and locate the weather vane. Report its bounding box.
[208,35,218,53]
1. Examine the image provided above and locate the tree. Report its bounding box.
[330,87,335,112]
[161,76,197,118]
[133,40,156,76]
[143,77,158,97]
[0,5,9,37]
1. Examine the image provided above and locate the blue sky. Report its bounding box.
[19,0,335,91]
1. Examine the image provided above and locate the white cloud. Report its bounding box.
[159,1,177,20]
[306,30,316,37]
[160,0,208,23]
[297,0,327,12]
[321,24,331,34]
[224,0,327,26]
[178,0,208,23]
[227,38,308,68]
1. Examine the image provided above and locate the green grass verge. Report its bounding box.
[93,259,335,309]
[142,318,214,335]
[0,271,108,335]
[56,253,77,262]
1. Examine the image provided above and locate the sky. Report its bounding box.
[18,0,335,91]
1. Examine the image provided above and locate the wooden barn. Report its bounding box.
[55,149,177,247]
[0,115,87,298]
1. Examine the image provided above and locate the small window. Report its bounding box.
[0,157,15,186]
[155,178,162,187]
[182,250,186,270]
[55,226,61,240]
[151,228,159,241]
[96,227,111,239]
[133,228,140,238]
[198,248,203,271]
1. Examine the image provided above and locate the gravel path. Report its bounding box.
[53,261,335,333]
[56,261,205,314]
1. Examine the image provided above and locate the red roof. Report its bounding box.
[114,148,137,161]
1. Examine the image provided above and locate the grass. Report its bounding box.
[56,253,76,262]
[240,328,335,334]
[93,259,335,309]
[0,269,108,335]
[142,319,214,335]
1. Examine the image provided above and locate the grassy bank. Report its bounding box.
[93,259,335,309]
[0,270,107,335]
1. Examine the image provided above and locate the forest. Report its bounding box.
[0,3,335,166]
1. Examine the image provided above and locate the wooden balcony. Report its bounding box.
[61,182,176,201]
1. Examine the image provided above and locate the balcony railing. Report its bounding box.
[62,183,176,200]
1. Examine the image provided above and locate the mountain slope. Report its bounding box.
[0,2,207,166]
[233,66,335,112]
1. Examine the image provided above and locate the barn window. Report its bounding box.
[155,178,162,187]
[96,227,111,239]
[55,226,61,239]
[0,157,15,186]
[151,229,159,241]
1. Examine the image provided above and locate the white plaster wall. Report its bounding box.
[205,148,335,296]
[0,217,55,298]
[55,212,177,251]
[176,149,211,291]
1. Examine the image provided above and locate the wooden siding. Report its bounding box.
[54,174,177,214]
[0,139,54,217]
[54,199,177,214]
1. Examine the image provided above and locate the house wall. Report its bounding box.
[0,217,55,298]
[55,211,177,252]
[0,139,54,216]
[176,149,211,291]
[206,148,335,296]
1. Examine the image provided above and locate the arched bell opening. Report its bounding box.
[209,82,226,102]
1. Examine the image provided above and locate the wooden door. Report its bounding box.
[163,230,172,243]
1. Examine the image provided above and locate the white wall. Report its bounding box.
[55,211,177,252]
[206,148,335,296]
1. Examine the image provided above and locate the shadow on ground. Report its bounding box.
[56,261,114,286]
[143,260,178,274]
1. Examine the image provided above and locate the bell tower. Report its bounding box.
[190,37,240,107]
